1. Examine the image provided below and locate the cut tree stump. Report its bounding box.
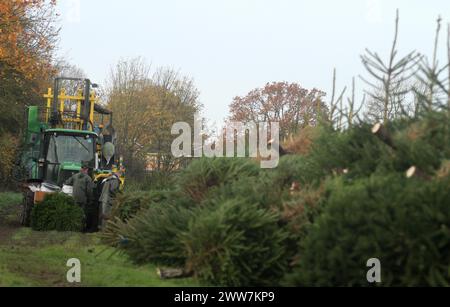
[289,181,300,196]
[157,268,193,280]
[372,123,396,149]
[269,139,290,156]
[406,166,431,180]
[332,168,350,176]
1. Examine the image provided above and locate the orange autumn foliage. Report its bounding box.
[1,0,58,184]
[0,0,58,80]
[229,82,328,141]
[282,125,320,156]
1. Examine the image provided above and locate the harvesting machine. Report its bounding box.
[17,77,125,229]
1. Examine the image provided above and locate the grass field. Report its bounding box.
[0,192,198,287]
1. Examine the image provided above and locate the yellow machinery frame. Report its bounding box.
[44,88,98,131]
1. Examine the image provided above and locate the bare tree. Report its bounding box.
[152,67,202,111]
[328,68,347,128]
[328,70,365,130]
[415,16,449,113]
[360,9,422,124]
[54,60,86,95]
[107,59,201,175]
[106,57,152,174]
[346,77,365,128]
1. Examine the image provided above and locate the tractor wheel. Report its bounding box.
[20,191,34,227]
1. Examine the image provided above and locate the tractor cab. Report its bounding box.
[41,129,97,186]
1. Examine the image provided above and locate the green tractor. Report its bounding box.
[18,77,125,230]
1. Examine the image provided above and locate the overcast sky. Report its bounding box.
[57,0,450,124]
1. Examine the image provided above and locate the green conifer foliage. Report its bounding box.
[286,175,450,286]
[176,158,261,203]
[31,193,85,232]
[108,201,195,266]
[181,199,289,286]
[111,190,173,222]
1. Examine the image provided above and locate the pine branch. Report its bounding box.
[361,9,421,124]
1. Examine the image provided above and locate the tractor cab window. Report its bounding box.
[46,134,96,165]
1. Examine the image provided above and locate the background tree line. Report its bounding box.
[106,57,202,178]
[2,2,448,190]
[0,0,58,189]
[229,82,328,142]
[0,1,202,187]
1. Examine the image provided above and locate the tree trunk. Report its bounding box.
[372,123,396,149]
[157,268,193,280]
[406,166,431,181]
